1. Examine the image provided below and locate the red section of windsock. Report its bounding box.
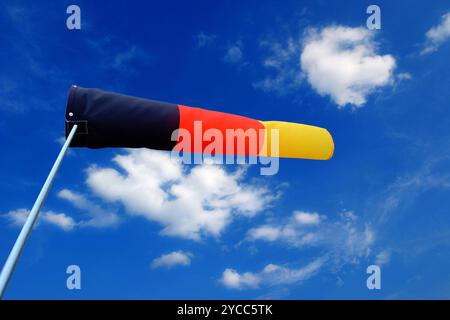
[176,105,265,156]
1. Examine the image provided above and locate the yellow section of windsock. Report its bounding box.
[258,121,334,160]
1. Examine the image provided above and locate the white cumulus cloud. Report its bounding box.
[301,25,396,107]
[151,251,192,269]
[422,12,450,54]
[85,149,274,240]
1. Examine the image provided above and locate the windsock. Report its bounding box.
[65,86,334,160]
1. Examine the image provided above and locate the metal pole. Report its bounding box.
[0,125,78,299]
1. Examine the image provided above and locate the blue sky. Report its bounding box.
[1,0,450,299]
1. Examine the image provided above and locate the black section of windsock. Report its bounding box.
[65,86,180,150]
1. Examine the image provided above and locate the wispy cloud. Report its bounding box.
[253,37,302,95]
[220,268,260,289]
[246,210,374,267]
[0,4,72,113]
[224,42,243,64]
[4,208,76,231]
[301,25,396,107]
[237,209,374,291]
[294,211,321,225]
[421,12,450,55]
[220,258,324,290]
[375,250,391,266]
[195,32,217,48]
[57,189,120,228]
[396,72,412,81]
[151,251,192,269]
[5,5,27,22]
[112,46,141,70]
[375,156,450,225]
[85,36,151,73]
[41,211,77,231]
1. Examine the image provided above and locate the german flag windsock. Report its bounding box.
[65,86,334,160]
